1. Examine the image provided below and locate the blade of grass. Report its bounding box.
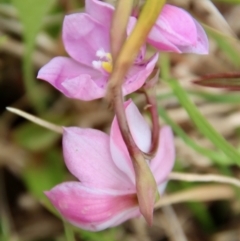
[64,222,75,241]
[158,106,231,165]
[188,90,240,103]
[11,0,55,113]
[214,0,240,3]
[205,25,240,67]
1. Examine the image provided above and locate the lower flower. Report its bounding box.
[45,100,175,231]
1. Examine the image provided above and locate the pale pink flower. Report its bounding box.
[37,0,158,101]
[147,4,209,54]
[45,101,175,231]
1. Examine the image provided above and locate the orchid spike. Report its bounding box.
[45,100,175,231]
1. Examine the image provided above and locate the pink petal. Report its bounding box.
[178,19,209,54]
[158,181,168,195]
[126,101,151,153]
[147,27,181,53]
[63,127,134,191]
[85,0,114,29]
[143,68,160,89]
[150,126,175,185]
[156,4,197,46]
[147,4,209,54]
[123,53,159,95]
[110,103,135,185]
[110,100,152,184]
[63,13,110,66]
[37,57,106,101]
[45,182,139,231]
[127,16,137,35]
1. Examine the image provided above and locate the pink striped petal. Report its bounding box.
[156,4,197,46]
[177,19,209,54]
[85,0,114,29]
[147,4,208,54]
[150,126,175,185]
[37,57,106,101]
[123,53,159,95]
[63,13,110,66]
[147,26,181,53]
[110,100,152,185]
[63,127,134,191]
[45,182,139,231]
[126,101,151,153]
[110,103,135,185]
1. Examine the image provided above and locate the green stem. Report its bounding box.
[63,222,75,241]
[23,49,45,113]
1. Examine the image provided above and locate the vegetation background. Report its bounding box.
[1,0,240,240]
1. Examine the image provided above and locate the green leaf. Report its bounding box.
[64,222,75,241]
[213,0,240,3]
[188,90,240,104]
[11,0,55,112]
[14,121,60,152]
[23,149,65,199]
[11,0,55,45]
[77,228,118,241]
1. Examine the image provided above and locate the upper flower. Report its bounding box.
[37,0,208,102]
[45,100,175,231]
[37,0,158,101]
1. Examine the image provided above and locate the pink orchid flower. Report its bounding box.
[37,1,158,101]
[45,100,175,231]
[38,0,208,102]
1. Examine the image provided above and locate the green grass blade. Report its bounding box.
[188,90,240,103]
[64,222,75,241]
[158,106,231,165]
[11,0,55,112]
[167,79,240,165]
[205,26,240,67]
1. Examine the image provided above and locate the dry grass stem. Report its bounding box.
[155,184,235,209]
[6,107,63,134]
[162,205,188,241]
[169,172,240,188]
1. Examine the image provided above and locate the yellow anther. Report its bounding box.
[102,61,113,73]
[106,53,112,62]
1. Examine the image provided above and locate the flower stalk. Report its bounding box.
[112,87,159,224]
[110,0,134,61]
[108,0,166,224]
[140,88,160,159]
